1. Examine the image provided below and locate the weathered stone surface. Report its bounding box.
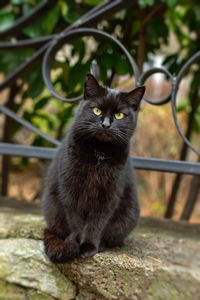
[62,224,200,299]
[0,209,200,299]
[0,238,76,300]
[0,211,44,239]
[0,279,55,300]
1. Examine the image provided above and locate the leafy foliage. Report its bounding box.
[0,0,199,154]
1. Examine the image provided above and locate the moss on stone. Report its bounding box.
[27,289,56,300]
[0,239,76,300]
[0,280,56,300]
[0,280,25,300]
[145,275,193,300]
[0,211,45,239]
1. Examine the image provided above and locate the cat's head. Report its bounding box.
[74,73,145,145]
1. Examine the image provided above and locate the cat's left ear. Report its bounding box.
[125,86,145,111]
[84,73,102,99]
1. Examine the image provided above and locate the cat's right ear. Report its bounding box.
[125,86,145,111]
[84,73,101,99]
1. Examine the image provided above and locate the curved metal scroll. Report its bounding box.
[137,67,174,105]
[42,28,200,156]
[42,28,139,103]
[171,51,200,156]
[0,0,199,175]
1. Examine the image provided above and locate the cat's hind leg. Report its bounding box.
[41,173,80,263]
[101,184,140,249]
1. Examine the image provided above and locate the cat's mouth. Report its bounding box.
[97,130,113,142]
[101,131,108,137]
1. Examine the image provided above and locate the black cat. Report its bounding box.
[41,73,145,263]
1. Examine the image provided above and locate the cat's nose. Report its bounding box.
[102,117,111,129]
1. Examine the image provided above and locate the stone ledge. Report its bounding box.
[0,209,200,299]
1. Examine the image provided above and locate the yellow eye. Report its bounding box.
[93,107,102,116]
[115,113,125,120]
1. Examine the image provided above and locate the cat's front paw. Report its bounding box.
[64,231,80,243]
[80,242,98,258]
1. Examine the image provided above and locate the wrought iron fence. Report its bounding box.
[0,0,200,219]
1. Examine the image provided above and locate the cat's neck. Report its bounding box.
[71,134,129,165]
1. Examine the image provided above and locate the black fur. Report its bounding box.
[41,73,145,263]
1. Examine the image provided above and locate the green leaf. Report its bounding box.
[98,49,115,69]
[115,9,126,20]
[114,53,131,75]
[32,136,49,147]
[139,0,155,8]
[147,18,169,46]
[42,5,60,33]
[59,0,68,17]
[84,0,102,5]
[167,0,178,8]
[0,9,15,31]
[22,3,34,15]
[34,97,50,111]
[71,39,86,62]
[59,105,75,122]
[23,65,44,98]
[31,115,50,134]
[0,49,33,74]
[11,0,25,5]
[67,61,91,95]
[131,21,140,36]
[64,0,82,24]
[53,61,70,88]
[23,5,60,37]
[96,46,131,76]
[176,99,188,113]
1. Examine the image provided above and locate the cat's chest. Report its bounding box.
[63,149,119,192]
[60,146,125,211]
[64,159,120,212]
[62,142,126,190]
[69,143,115,166]
[67,157,115,185]
[93,150,111,165]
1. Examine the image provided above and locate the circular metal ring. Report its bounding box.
[42,28,139,103]
[137,67,173,105]
[171,51,200,155]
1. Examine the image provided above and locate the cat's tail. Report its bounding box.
[43,228,80,263]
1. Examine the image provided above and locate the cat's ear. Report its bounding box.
[84,73,101,99]
[125,86,145,111]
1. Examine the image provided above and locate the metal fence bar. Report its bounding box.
[0,35,54,50]
[132,157,200,175]
[0,143,56,160]
[0,106,60,146]
[0,0,56,38]
[0,143,199,175]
